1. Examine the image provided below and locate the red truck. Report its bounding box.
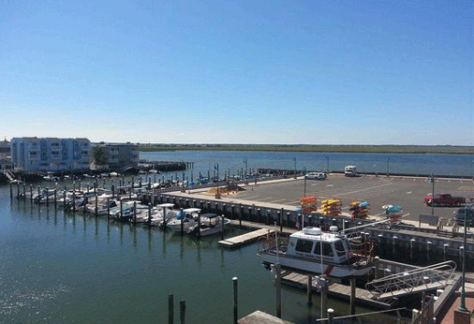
[424,193,465,207]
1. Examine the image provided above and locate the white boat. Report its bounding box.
[258,226,374,278]
[165,208,201,232]
[187,214,230,237]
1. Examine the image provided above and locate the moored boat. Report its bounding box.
[258,226,374,278]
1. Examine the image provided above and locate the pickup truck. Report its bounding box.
[424,193,465,207]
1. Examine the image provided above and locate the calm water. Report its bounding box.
[0,184,404,324]
[4,150,471,323]
[141,150,474,178]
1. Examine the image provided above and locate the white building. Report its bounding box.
[11,137,91,172]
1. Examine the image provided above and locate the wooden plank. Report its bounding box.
[281,272,393,309]
[219,228,274,248]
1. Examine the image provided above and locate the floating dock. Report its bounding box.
[219,228,274,248]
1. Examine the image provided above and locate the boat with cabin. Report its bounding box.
[187,214,230,237]
[258,226,374,278]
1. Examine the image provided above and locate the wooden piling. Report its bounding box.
[46,187,49,207]
[219,215,224,239]
[233,277,238,324]
[133,201,137,223]
[9,182,12,199]
[30,185,33,203]
[72,183,76,213]
[275,263,282,318]
[280,208,284,232]
[180,208,184,235]
[148,204,152,225]
[120,199,123,220]
[168,294,174,324]
[95,187,98,216]
[327,308,334,324]
[107,197,110,219]
[350,278,356,315]
[180,300,186,324]
[23,184,26,200]
[307,276,313,306]
[54,189,57,209]
[17,183,20,200]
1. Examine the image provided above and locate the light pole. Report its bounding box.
[293,158,297,179]
[457,203,472,313]
[430,174,435,216]
[243,159,248,180]
[386,157,390,177]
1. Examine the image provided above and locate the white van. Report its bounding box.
[344,165,357,177]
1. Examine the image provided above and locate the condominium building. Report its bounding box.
[93,142,139,170]
[10,137,91,171]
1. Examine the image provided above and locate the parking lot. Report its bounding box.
[234,174,474,222]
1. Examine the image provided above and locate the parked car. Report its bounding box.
[424,193,466,207]
[305,172,327,180]
[454,207,474,226]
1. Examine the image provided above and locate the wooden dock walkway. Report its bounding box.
[281,272,395,309]
[219,228,274,248]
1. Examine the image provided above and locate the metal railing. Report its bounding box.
[366,260,457,300]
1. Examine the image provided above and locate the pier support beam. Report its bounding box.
[168,294,174,324]
[233,277,238,324]
[275,263,282,318]
[307,276,313,306]
[350,278,356,315]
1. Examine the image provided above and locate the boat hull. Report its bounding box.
[258,251,372,278]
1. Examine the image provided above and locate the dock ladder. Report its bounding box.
[366,260,457,300]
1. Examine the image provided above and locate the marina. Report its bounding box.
[2,150,474,324]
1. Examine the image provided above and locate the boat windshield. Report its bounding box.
[334,240,346,257]
[314,242,334,257]
[295,239,313,253]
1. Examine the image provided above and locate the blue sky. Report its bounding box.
[1,0,472,145]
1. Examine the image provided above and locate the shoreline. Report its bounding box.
[139,144,474,154]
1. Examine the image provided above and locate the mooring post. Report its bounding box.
[163,206,167,231]
[327,308,334,324]
[17,183,20,200]
[63,188,66,208]
[221,215,225,240]
[30,185,33,203]
[148,203,152,225]
[120,198,123,220]
[95,186,98,216]
[239,203,242,227]
[72,183,76,213]
[321,277,328,322]
[233,277,238,324]
[133,201,137,223]
[374,256,380,279]
[180,208,184,235]
[180,300,186,324]
[46,187,49,207]
[107,197,110,219]
[280,208,284,232]
[23,183,26,200]
[9,182,12,199]
[197,212,201,239]
[307,276,313,306]
[112,184,115,199]
[168,294,174,324]
[275,263,282,318]
[54,189,57,209]
[350,278,356,315]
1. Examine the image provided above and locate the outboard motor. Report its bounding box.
[187,225,200,236]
